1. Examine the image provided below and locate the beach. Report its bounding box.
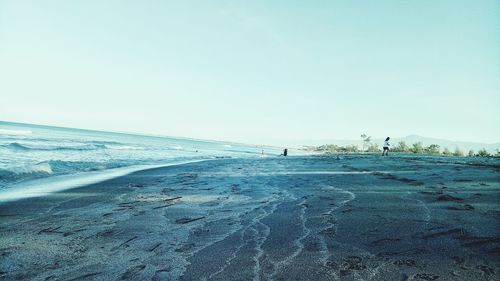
[1,155,499,281]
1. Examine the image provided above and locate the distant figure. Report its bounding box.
[283,148,288,156]
[382,137,390,156]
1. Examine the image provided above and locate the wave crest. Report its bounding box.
[2,142,144,151]
[0,129,32,136]
[2,142,106,151]
[0,160,127,182]
[0,162,53,180]
[104,145,144,150]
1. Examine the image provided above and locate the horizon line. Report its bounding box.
[1,119,499,146]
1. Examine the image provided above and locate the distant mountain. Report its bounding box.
[291,135,499,153]
[391,135,499,153]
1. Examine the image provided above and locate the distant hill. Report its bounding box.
[292,135,499,153]
[390,135,499,153]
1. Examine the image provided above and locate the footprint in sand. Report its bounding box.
[175,243,195,253]
[191,227,210,236]
[338,255,367,276]
[304,239,323,252]
[121,264,146,280]
[452,256,464,264]
[487,247,500,254]
[446,204,475,211]
[393,259,416,266]
[436,194,464,202]
[411,273,440,280]
[477,265,495,275]
[152,269,172,281]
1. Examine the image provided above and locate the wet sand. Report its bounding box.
[1,155,499,280]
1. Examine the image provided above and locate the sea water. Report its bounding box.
[0,121,279,201]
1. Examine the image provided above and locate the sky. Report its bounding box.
[1,0,499,145]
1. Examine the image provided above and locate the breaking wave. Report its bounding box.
[2,142,105,151]
[2,142,143,151]
[0,160,126,182]
[104,145,144,150]
[0,122,279,194]
[0,129,32,136]
[0,162,53,181]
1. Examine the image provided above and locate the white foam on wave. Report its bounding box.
[3,142,105,151]
[104,144,144,150]
[4,162,53,176]
[0,159,213,203]
[0,129,32,136]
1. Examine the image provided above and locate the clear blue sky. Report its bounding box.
[1,0,499,144]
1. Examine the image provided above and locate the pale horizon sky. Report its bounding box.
[1,0,499,144]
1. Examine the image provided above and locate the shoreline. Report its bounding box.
[1,155,499,280]
[0,158,218,203]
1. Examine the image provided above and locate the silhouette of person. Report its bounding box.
[382,137,390,156]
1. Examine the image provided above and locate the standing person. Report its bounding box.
[283,148,288,156]
[382,137,390,156]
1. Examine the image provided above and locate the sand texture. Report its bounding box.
[1,155,499,280]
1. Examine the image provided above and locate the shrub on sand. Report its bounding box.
[425,144,440,155]
[477,149,490,157]
[366,143,381,152]
[442,148,452,156]
[392,141,409,153]
[453,148,464,157]
[410,142,424,154]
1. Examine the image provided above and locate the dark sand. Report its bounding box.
[1,155,499,280]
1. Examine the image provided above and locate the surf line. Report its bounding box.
[0,158,218,203]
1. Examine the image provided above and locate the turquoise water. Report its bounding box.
[0,121,279,197]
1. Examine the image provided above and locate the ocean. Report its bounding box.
[0,121,280,201]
